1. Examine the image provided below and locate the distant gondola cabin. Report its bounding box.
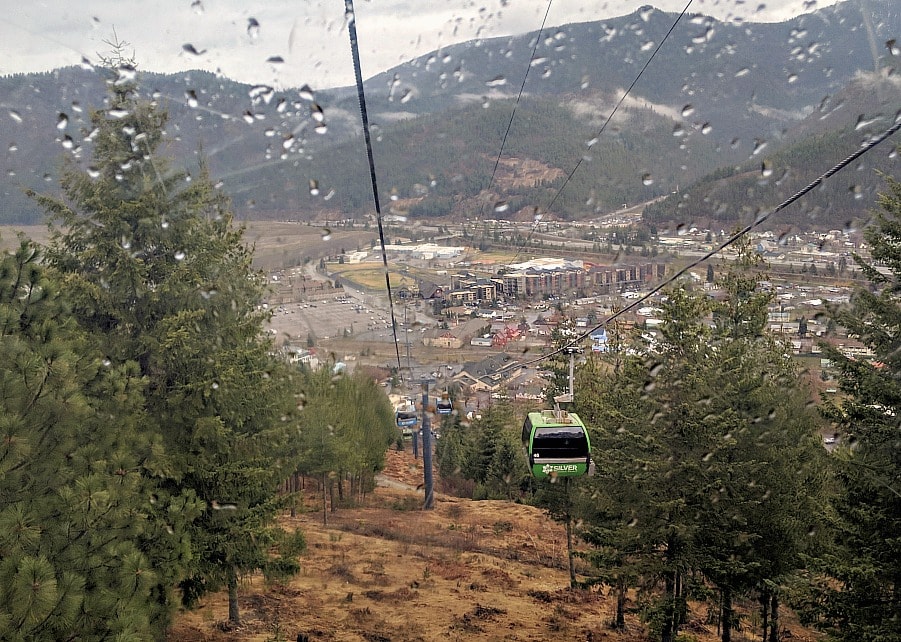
[395,403,418,428]
[521,410,591,479]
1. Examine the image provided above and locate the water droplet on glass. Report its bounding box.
[121,237,131,250]
[8,110,22,123]
[309,179,319,196]
[191,0,203,14]
[242,111,255,124]
[681,104,694,118]
[314,123,327,134]
[735,67,750,78]
[282,134,295,150]
[79,56,94,71]
[8,143,17,152]
[887,39,900,56]
[87,166,100,178]
[311,103,325,122]
[321,228,332,241]
[494,201,509,213]
[752,139,767,156]
[787,73,798,84]
[185,90,199,108]
[701,122,712,135]
[182,43,206,56]
[672,124,685,137]
[61,135,74,149]
[267,55,285,65]
[299,84,315,101]
[486,75,507,87]
[849,184,863,199]
[247,17,260,39]
[761,161,773,177]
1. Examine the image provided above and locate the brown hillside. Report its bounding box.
[169,447,823,642]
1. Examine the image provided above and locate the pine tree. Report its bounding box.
[0,238,162,640]
[30,64,300,629]
[805,177,901,642]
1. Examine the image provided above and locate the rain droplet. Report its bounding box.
[185,90,199,108]
[191,0,203,14]
[849,184,863,199]
[266,55,285,65]
[681,104,694,117]
[242,111,255,124]
[735,67,750,78]
[314,123,327,134]
[321,228,332,241]
[282,134,295,149]
[486,75,507,87]
[642,173,654,186]
[174,250,186,261]
[182,43,206,56]
[8,143,17,152]
[751,139,767,156]
[701,122,712,135]
[888,39,900,56]
[8,110,22,123]
[299,84,314,101]
[761,161,773,177]
[494,201,509,213]
[87,166,100,178]
[247,17,260,39]
[310,103,325,122]
[672,124,685,137]
[309,179,319,196]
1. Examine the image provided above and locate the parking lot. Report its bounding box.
[266,295,400,346]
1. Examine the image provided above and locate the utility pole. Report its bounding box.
[420,378,435,509]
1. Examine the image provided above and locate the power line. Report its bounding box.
[479,0,556,220]
[509,0,694,265]
[346,0,403,376]
[528,117,901,368]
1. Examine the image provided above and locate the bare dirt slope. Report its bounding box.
[169,448,821,642]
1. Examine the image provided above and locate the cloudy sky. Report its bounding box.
[2,0,838,89]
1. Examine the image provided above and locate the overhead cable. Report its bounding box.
[528,117,901,367]
[346,0,404,375]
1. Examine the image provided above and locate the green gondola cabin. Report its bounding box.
[521,409,592,479]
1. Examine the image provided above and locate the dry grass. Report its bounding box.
[169,450,824,642]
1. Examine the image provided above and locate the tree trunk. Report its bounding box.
[768,593,779,642]
[721,586,733,642]
[321,473,328,526]
[760,591,769,642]
[565,514,575,587]
[227,565,240,625]
[661,572,675,642]
[615,580,626,629]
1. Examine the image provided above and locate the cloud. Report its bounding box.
[0,0,839,90]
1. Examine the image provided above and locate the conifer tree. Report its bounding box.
[0,238,161,640]
[29,59,300,629]
[806,176,901,642]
